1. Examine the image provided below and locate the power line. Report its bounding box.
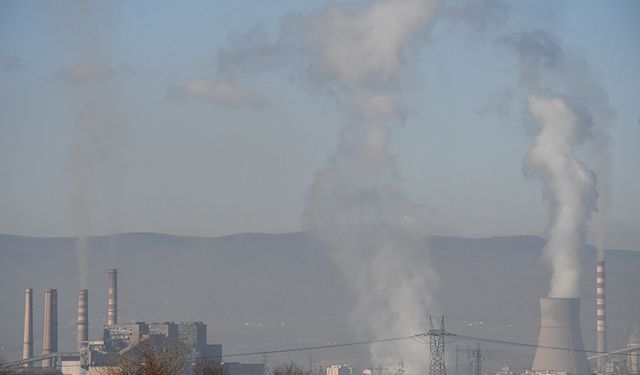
[446,333,632,357]
[4,327,634,369]
[219,334,421,359]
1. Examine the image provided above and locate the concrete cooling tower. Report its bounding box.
[532,298,591,375]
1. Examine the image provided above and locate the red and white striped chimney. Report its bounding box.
[108,269,117,326]
[596,260,607,371]
[22,288,33,367]
[77,289,88,351]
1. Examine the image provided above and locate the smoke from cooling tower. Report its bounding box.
[525,95,597,298]
[503,30,614,298]
[215,0,441,372]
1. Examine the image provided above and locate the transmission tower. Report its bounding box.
[428,316,447,375]
[470,343,482,375]
[397,358,405,375]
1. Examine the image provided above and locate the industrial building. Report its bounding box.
[10,269,233,375]
[223,362,265,375]
[9,261,638,375]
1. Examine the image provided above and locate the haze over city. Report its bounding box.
[1,1,639,375]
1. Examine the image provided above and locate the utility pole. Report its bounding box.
[397,358,405,375]
[428,316,447,375]
[454,345,459,375]
[470,343,482,375]
[262,352,268,372]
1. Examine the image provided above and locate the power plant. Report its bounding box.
[531,298,590,374]
[7,260,638,375]
[8,269,259,375]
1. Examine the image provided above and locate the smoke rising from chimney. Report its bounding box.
[52,2,129,288]
[216,0,441,372]
[503,30,614,297]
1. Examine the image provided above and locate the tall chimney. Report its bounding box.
[42,289,58,368]
[596,260,607,371]
[108,269,117,326]
[531,297,590,374]
[77,289,88,351]
[22,288,33,367]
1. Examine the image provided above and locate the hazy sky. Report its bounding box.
[1,0,639,249]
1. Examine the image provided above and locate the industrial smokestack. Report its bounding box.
[532,298,590,374]
[107,269,117,326]
[22,288,33,367]
[596,260,606,372]
[77,289,88,351]
[42,288,58,368]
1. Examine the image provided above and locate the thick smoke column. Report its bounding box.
[216,0,440,371]
[294,0,441,371]
[503,30,613,298]
[525,95,597,297]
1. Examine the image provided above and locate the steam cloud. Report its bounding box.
[504,30,613,297]
[217,0,441,371]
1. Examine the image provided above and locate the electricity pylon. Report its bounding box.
[428,316,447,375]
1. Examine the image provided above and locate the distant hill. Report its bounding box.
[1,232,638,371]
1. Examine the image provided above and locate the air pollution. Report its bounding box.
[55,2,128,288]
[503,30,614,297]
[217,0,441,371]
[299,1,441,371]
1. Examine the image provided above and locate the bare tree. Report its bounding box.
[270,362,311,375]
[100,341,186,375]
[0,357,12,375]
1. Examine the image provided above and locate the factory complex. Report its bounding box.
[11,269,263,375]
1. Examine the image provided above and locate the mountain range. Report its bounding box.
[1,232,638,371]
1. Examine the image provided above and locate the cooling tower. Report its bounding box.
[77,289,88,350]
[108,269,118,326]
[42,288,58,368]
[596,261,606,371]
[22,288,33,367]
[532,298,590,374]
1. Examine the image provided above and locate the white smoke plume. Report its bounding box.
[503,30,614,297]
[525,95,597,297]
[300,1,441,370]
[218,0,439,374]
[217,0,440,371]
[167,79,270,109]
